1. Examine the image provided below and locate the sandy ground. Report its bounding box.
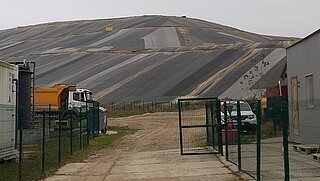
[46,112,253,181]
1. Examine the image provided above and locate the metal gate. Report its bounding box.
[178,98,223,155]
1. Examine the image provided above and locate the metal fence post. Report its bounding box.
[92,103,95,139]
[48,104,51,136]
[133,101,136,111]
[80,108,82,150]
[42,110,45,175]
[282,102,290,181]
[70,111,73,155]
[257,100,262,181]
[18,108,22,181]
[143,101,145,111]
[224,101,229,160]
[205,102,210,145]
[97,102,100,136]
[58,111,61,166]
[237,100,242,170]
[85,101,88,145]
[178,100,183,155]
[86,102,89,145]
[210,102,215,147]
[216,99,223,155]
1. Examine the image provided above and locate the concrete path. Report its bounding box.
[46,112,253,181]
[46,149,251,181]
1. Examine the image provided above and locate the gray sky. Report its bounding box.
[0,0,319,37]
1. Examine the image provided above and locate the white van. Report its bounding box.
[221,101,257,133]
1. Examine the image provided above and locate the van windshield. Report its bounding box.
[85,91,93,100]
[231,103,251,111]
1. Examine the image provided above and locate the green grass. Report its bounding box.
[0,126,137,181]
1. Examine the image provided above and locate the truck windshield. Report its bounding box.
[231,103,251,111]
[73,92,81,101]
[86,91,93,100]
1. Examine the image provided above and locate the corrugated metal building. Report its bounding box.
[287,29,320,144]
[0,60,18,160]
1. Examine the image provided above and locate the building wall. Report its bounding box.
[287,32,320,144]
[0,60,18,160]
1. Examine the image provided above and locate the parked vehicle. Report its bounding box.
[34,84,107,132]
[35,84,90,111]
[221,101,257,133]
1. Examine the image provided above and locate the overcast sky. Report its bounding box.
[0,0,319,38]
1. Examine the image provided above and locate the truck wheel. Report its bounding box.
[101,127,107,134]
[62,111,79,128]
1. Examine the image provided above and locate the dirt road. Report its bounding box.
[46,112,251,181]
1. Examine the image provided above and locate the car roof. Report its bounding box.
[221,101,247,104]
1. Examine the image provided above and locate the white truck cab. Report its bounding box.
[67,88,107,133]
[68,88,93,110]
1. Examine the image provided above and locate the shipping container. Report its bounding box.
[0,60,18,161]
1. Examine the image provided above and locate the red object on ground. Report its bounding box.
[227,121,234,130]
[222,129,238,144]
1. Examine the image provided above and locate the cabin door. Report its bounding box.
[291,76,299,135]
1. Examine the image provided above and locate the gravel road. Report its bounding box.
[46,112,252,181]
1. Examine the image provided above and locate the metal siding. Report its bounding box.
[0,60,17,160]
[287,32,320,144]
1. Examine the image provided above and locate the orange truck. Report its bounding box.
[34,84,107,132]
[34,84,94,111]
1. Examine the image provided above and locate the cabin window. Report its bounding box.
[73,92,80,101]
[305,74,314,107]
[86,91,93,100]
[80,92,85,102]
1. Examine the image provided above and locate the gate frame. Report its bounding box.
[178,97,223,155]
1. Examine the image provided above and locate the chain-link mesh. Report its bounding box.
[178,98,220,155]
[0,102,101,180]
[106,101,178,114]
[288,100,320,180]
[224,97,320,180]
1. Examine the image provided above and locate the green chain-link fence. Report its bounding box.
[0,100,102,181]
[178,98,222,155]
[288,99,320,180]
[224,97,320,181]
[105,101,178,117]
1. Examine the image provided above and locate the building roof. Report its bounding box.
[287,29,320,49]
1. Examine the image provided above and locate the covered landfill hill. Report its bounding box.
[0,15,296,103]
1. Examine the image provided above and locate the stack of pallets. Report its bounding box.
[293,144,320,162]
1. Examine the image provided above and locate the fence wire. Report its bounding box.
[105,101,178,117]
[178,98,220,155]
[288,100,320,180]
[0,101,101,181]
[225,97,320,181]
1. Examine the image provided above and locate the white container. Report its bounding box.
[0,60,18,161]
[99,107,107,133]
